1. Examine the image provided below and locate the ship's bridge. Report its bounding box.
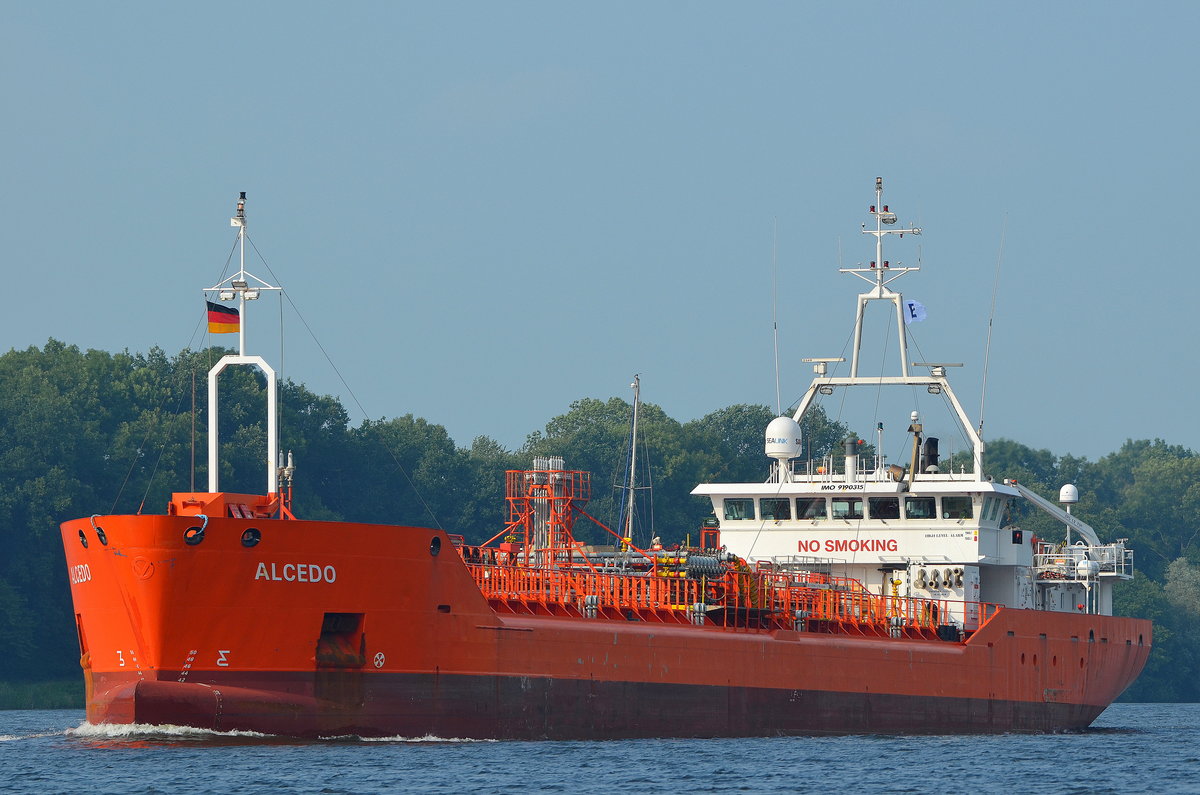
[692,476,1024,569]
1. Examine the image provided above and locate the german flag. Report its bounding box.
[206,301,240,334]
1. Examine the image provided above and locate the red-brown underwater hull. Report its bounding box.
[89,670,1109,739]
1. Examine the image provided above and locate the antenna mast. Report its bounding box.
[789,179,986,477]
[840,177,922,377]
[204,192,283,496]
[772,219,781,415]
[623,374,640,542]
[978,217,1006,435]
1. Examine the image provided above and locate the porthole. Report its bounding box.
[430,536,442,556]
[1052,655,1057,666]
[184,526,205,546]
[241,528,261,548]
[78,529,88,549]
[1020,652,1025,664]
[95,527,108,546]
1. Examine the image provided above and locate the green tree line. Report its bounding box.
[0,341,1195,702]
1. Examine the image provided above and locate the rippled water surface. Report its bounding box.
[2,704,1197,794]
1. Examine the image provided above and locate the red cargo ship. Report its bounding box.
[60,184,1150,738]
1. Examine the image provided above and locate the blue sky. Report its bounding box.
[3,2,1196,465]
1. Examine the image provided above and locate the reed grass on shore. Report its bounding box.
[0,680,83,710]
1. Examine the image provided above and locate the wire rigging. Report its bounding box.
[246,234,443,530]
[115,282,217,514]
[979,216,1007,436]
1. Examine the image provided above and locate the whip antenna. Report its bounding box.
[772,217,782,415]
[978,215,1007,435]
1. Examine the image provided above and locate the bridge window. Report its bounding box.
[796,497,828,520]
[868,497,900,520]
[760,498,791,520]
[724,498,755,520]
[942,496,974,519]
[832,497,863,520]
[904,496,936,519]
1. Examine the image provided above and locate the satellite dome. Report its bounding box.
[1059,484,1079,504]
[765,416,803,461]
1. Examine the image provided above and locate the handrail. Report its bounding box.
[461,550,1004,640]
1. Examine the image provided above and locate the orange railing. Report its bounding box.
[469,562,702,621]
[459,545,1005,641]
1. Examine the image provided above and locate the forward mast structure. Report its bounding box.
[204,192,284,497]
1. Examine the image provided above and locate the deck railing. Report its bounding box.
[1034,540,1134,581]
[461,545,1003,641]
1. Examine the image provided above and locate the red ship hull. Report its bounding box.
[61,512,1151,739]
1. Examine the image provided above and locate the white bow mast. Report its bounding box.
[203,192,283,496]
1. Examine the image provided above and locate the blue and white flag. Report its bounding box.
[903,299,927,324]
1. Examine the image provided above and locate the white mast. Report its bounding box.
[236,194,246,356]
[842,176,922,377]
[204,192,283,495]
[623,374,640,541]
[789,178,985,476]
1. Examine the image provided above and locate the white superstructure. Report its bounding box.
[692,178,1131,627]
